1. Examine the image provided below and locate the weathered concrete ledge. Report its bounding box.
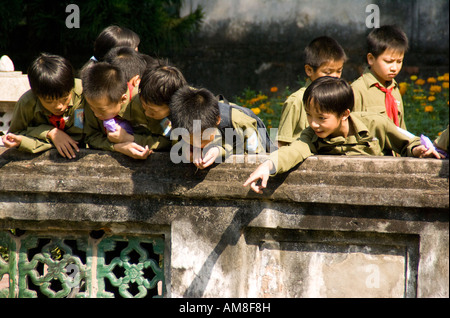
[0,148,448,298]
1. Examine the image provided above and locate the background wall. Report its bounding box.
[170,0,449,97]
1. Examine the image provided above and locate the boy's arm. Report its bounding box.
[378,116,421,156]
[268,134,313,175]
[243,131,313,194]
[133,133,172,151]
[83,105,115,151]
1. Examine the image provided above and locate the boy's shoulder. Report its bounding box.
[17,89,38,106]
[229,106,258,128]
[351,68,375,91]
[73,78,83,96]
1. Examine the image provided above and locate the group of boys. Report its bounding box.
[2,25,448,194]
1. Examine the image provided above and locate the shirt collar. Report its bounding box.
[363,67,398,90]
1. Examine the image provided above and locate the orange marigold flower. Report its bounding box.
[399,82,408,95]
[415,79,425,85]
[430,85,442,93]
[427,77,437,83]
[251,107,261,115]
[428,96,436,102]
[270,86,278,93]
[424,105,434,112]
[444,73,449,81]
[442,82,449,89]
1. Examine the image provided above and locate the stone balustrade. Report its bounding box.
[0,148,448,298]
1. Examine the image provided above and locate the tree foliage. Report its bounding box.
[0,0,203,70]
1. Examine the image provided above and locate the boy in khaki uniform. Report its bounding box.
[2,53,84,159]
[277,36,347,147]
[352,25,408,130]
[82,62,169,159]
[169,86,267,169]
[244,77,442,194]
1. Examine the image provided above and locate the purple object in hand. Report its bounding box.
[103,118,133,134]
[420,134,435,151]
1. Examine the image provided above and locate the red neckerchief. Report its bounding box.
[48,115,65,130]
[374,83,400,126]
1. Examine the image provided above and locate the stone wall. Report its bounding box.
[0,148,448,298]
[173,0,449,97]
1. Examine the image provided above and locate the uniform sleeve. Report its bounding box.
[277,91,308,143]
[434,125,449,152]
[8,95,35,134]
[376,116,421,156]
[351,84,365,113]
[269,129,314,175]
[8,93,55,153]
[133,133,171,150]
[83,104,115,151]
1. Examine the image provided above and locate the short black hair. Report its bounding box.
[103,46,147,81]
[170,86,220,133]
[304,36,347,70]
[81,62,127,104]
[367,25,409,58]
[139,62,187,105]
[93,25,140,61]
[303,76,354,116]
[27,53,74,99]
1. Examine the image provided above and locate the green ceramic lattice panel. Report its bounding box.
[0,230,164,298]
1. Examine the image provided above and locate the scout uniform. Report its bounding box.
[269,112,422,175]
[208,106,267,158]
[84,92,171,151]
[8,78,85,153]
[435,125,449,153]
[352,67,407,130]
[276,80,311,144]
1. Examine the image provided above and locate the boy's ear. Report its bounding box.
[216,116,221,125]
[120,93,128,104]
[367,53,375,66]
[129,75,140,88]
[342,109,351,120]
[304,65,314,77]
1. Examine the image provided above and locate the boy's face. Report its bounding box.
[305,101,350,139]
[86,95,126,121]
[305,59,344,82]
[367,49,404,84]
[141,101,170,120]
[38,91,72,116]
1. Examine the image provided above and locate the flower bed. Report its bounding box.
[235,73,449,140]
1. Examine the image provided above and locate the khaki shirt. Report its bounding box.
[435,125,449,152]
[352,67,406,130]
[277,80,311,144]
[269,112,421,175]
[8,78,85,153]
[206,108,266,158]
[84,93,171,151]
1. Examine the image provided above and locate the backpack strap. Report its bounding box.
[217,101,278,152]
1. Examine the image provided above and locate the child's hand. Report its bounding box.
[193,146,220,169]
[243,160,274,194]
[114,142,152,160]
[2,133,22,148]
[412,145,443,159]
[107,124,134,143]
[47,128,79,159]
